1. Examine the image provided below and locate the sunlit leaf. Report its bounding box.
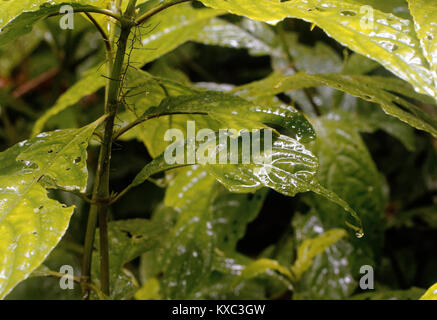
[420,282,437,300]
[235,73,437,137]
[0,118,104,299]
[408,0,437,90]
[291,228,347,280]
[199,0,437,98]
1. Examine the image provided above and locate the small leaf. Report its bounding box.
[291,228,347,280]
[237,258,293,283]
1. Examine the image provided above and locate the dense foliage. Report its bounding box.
[0,0,436,300]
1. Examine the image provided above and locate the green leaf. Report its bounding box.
[235,73,437,137]
[0,118,103,299]
[420,283,437,300]
[138,91,316,143]
[162,166,218,299]
[192,18,277,56]
[199,0,437,98]
[0,2,107,47]
[307,117,386,259]
[408,0,437,90]
[134,278,161,300]
[32,68,106,136]
[31,4,222,135]
[128,125,362,234]
[291,228,347,281]
[212,187,267,251]
[237,258,293,283]
[129,3,223,67]
[92,219,169,300]
[351,287,425,300]
[292,212,356,300]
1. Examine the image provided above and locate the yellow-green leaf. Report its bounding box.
[408,0,437,90]
[0,118,103,299]
[199,0,437,98]
[420,283,437,300]
[291,228,347,280]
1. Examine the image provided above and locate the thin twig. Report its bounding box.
[277,23,321,116]
[84,12,112,53]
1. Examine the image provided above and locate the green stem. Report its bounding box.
[81,0,138,298]
[277,23,321,116]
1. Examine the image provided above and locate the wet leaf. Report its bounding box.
[291,227,347,281]
[161,166,218,299]
[408,0,437,90]
[0,118,103,299]
[307,117,386,259]
[0,2,107,46]
[237,258,293,283]
[235,73,437,137]
[199,0,437,98]
[292,212,356,300]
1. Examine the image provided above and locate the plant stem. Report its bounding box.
[49,8,121,20]
[277,23,321,116]
[81,0,137,298]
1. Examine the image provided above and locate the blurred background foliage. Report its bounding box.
[1,5,436,300]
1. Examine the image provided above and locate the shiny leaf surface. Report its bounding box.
[0,119,103,298]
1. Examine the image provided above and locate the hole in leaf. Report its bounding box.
[74,156,82,164]
[66,168,71,171]
[48,149,53,153]
[340,11,356,16]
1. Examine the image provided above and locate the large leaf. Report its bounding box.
[162,166,268,299]
[32,68,106,136]
[0,118,103,299]
[235,73,437,137]
[140,92,316,143]
[199,0,437,98]
[307,117,386,260]
[162,166,219,299]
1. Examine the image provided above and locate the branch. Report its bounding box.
[277,23,321,116]
[113,111,208,140]
[49,8,121,21]
[12,67,59,98]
